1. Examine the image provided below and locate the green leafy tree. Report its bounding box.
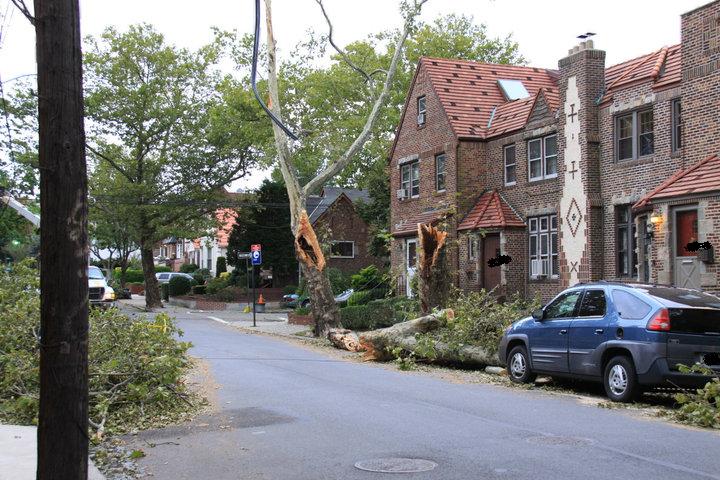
[84,24,264,309]
[227,179,297,285]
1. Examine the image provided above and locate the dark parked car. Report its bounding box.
[498,282,720,402]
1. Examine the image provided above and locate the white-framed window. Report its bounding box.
[616,108,654,161]
[467,235,478,260]
[529,214,558,279]
[417,96,426,125]
[527,134,557,181]
[504,144,516,185]
[330,241,355,258]
[671,99,682,153]
[401,161,420,198]
[435,153,446,191]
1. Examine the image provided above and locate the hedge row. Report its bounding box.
[340,297,419,331]
[113,266,171,283]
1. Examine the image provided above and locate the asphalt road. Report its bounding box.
[125,308,720,480]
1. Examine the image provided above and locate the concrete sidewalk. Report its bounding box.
[0,425,104,480]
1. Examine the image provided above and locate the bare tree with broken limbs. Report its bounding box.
[261,0,429,337]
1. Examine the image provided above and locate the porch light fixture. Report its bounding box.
[649,212,662,225]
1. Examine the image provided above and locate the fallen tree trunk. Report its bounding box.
[337,309,501,366]
[327,328,363,352]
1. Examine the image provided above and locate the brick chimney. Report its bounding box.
[681,1,720,165]
[556,40,606,286]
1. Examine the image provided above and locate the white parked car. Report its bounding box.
[155,272,195,284]
[88,266,116,308]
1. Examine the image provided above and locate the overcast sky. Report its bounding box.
[0,0,709,189]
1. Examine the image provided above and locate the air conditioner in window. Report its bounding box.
[396,189,409,200]
[417,112,426,125]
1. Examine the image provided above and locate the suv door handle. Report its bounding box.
[559,329,568,335]
[595,329,604,334]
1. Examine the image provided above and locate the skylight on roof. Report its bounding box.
[497,79,529,100]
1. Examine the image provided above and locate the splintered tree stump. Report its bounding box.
[418,223,450,314]
[294,210,340,337]
[327,328,364,352]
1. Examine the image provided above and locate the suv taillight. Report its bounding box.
[647,308,671,332]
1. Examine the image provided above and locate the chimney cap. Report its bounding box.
[577,32,596,39]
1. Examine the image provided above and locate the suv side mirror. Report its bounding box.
[532,308,544,321]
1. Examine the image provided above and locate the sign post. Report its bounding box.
[250,244,262,327]
[236,252,252,311]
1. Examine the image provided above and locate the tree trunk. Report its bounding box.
[355,311,501,366]
[34,0,90,477]
[140,236,161,309]
[327,328,363,352]
[418,223,450,314]
[293,211,341,336]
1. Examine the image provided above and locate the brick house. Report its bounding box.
[389,1,720,301]
[307,187,383,276]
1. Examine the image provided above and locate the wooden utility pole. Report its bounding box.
[33,0,90,478]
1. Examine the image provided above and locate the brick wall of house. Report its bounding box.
[314,195,382,276]
[389,61,459,291]
[682,1,720,166]
[599,84,683,284]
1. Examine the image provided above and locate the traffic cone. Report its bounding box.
[257,293,266,305]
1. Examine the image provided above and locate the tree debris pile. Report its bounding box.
[0,260,201,438]
[327,289,540,368]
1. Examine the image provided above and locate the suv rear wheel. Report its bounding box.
[603,355,640,402]
[507,346,536,384]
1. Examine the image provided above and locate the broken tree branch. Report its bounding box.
[301,0,429,196]
[315,0,374,84]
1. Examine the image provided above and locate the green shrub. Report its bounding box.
[206,277,229,295]
[155,266,172,273]
[347,287,387,306]
[191,285,206,295]
[351,265,388,292]
[180,263,199,273]
[283,284,298,295]
[196,268,211,278]
[327,268,351,294]
[192,273,205,285]
[674,364,720,428]
[168,275,196,297]
[114,268,144,284]
[339,298,412,331]
[209,286,245,303]
[229,268,247,287]
[340,305,374,330]
[215,257,227,277]
[295,307,311,315]
[0,260,197,434]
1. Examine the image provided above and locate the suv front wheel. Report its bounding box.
[507,346,536,384]
[603,355,640,402]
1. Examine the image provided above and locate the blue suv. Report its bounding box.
[498,283,720,402]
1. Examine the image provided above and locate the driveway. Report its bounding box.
[124,309,720,480]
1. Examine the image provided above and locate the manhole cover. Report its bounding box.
[354,458,437,473]
[526,435,594,447]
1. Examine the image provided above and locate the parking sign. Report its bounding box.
[251,244,262,265]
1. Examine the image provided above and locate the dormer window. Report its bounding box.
[497,79,529,101]
[417,96,426,125]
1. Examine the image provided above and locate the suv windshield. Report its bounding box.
[88,267,105,280]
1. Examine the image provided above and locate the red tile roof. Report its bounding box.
[421,57,559,139]
[601,44,681,103]
[458,190,525,231]
[215,208,237,248]
[392,209,449,237]
[634,155,720,210]
[415,46,681,140]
